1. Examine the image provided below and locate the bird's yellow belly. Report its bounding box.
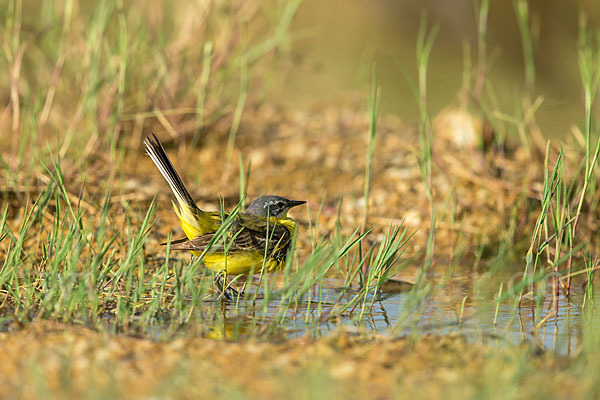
[195,251,283,275]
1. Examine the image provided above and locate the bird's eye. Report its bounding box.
[264,201,278,211]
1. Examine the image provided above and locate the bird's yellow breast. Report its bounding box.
[199,251,283,275]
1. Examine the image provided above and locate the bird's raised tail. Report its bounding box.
[144,134,209,238]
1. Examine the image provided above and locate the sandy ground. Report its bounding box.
[0,320,575,399]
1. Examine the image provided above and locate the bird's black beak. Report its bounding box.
[289,200,307,208]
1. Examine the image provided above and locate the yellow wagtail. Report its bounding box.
[144,134,305,298]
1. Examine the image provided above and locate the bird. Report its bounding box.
[143,134,306,299]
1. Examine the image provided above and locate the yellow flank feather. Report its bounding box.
[172,201,221,238]
[202,251,283,275]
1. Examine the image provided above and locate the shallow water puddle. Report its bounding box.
[200,275,583,355]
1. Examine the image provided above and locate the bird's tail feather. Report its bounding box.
[144,134,202,233]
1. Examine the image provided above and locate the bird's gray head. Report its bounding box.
[246,195,306,218]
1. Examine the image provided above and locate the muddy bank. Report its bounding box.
[0,321,578,399]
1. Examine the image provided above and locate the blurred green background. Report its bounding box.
[282,0,600,137]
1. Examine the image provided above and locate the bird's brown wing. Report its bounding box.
[234,213,293,254]
[169,221,291,257]
[168,229,256,252]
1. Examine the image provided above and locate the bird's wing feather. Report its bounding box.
[169,214,292,255]
[160,237,190,246]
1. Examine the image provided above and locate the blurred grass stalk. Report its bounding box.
[415,14,438,272]
[358,64,379,289]
[566,15,600,295]
[515,0,535,95]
